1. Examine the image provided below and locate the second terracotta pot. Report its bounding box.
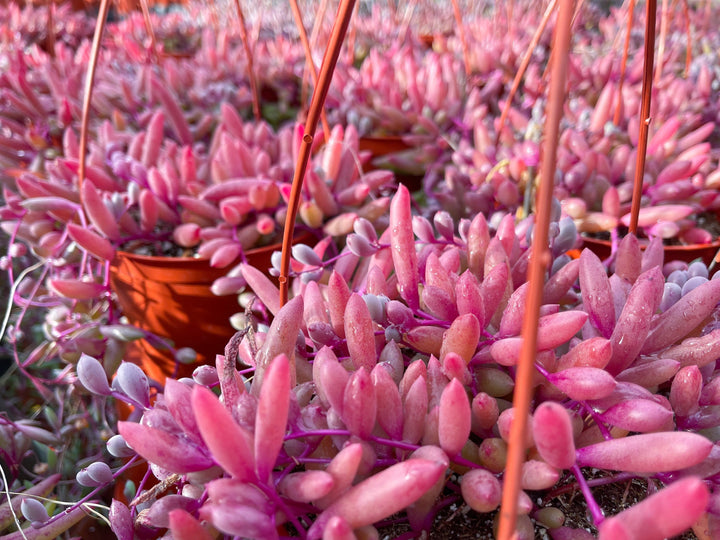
[581,236,720,267]
[109,239,293,384]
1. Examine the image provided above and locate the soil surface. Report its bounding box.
[374,471,699,539]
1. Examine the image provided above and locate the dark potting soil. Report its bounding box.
[371,471,698,539]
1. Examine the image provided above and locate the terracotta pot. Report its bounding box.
[359,135,412,158]
[418,34,435,48]
[109,237,303,384]
[359,136,424,192]
[581,236,720,266]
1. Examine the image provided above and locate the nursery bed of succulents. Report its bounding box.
[3,0,720,538]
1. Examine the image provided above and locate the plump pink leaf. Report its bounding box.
[239,263,281,316]
[151,75,192,144]
[543,258,580,305]
[441,352,472,386]
[498,283,529,338]
[81,180,121,240]
[642,279,720,353]
[536,311,588,350]
[77,353,112,396]
[344,293,377,371]
[252,295,303,392]
[599,398,674,432]
[472,392,499,431]
[547,367,616,401]
[598,477,709,540]
[140,495,196,528]
[661,329,720,369]
[479,262,510,325]
[21,497,49,523]
[533,402,576,469]
[315,443,364,510]
[321,516,355,540]
[50,279,107,300]
[576,432,712,472]
[616,358,680,388]
[191,385,255,481]
[455,270,485,328]
[439,313,480,365]
[521,459,560,490]
[313,346,349,413]
[139,189,159,233]
[109,499,134,540]
[342,367,376,439]
[278,470,335,503]
[606,266,664,374]
[327,271,351,339]
[67,223,115,261]
[460,468,502,513]
[438,379,471,456]
[389,184,420,309]
[670,365,702,418]
[255,354,290,482]
[307,459,446,538]
[142,110,164,167]
[371,364,403,439]
[489,337,523,366]
[579,249,615,338]
[210,242,242,268]
[422,285,458,321]
[168,509,214,540]
[467,213,490,279]
[556,337,612,371]
[620,204,695,227]
[118,421,213,473]
[163,379,202,444]
[613,233,641,282]
[200,502,277,540]
[404,325,444,357]
[114,362,150,407]
[402,376,428,445]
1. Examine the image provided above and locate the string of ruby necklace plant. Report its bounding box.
[76,0,261,214]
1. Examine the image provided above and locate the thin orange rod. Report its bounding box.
[279,0,357,306]
[496,0,574,538]
[540,0,583,83]
[78,0,112,209]
[387,0,396,23]
[233,0,261,122]
[290,0,331,142]
[450,0,471,76]
[138,0,159,58]
[496,0,558,144]
[628,0,657,235]
[309,0,330,52]
[345,0,359,67]
[654,0,668,85]
[680,0,692,77]
[46,2,55,57]
[614,0,635,126]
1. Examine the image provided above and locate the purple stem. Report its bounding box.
[571,463,606,526]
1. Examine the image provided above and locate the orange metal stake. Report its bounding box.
[496,0,574,537]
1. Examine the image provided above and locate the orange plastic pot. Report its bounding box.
[358,136,424,192]
[109,238,296,384]
[359,135,412,158]
[581,236,720,266]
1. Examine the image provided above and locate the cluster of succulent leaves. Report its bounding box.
[3,1,720,539]
[55,184,720,539]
